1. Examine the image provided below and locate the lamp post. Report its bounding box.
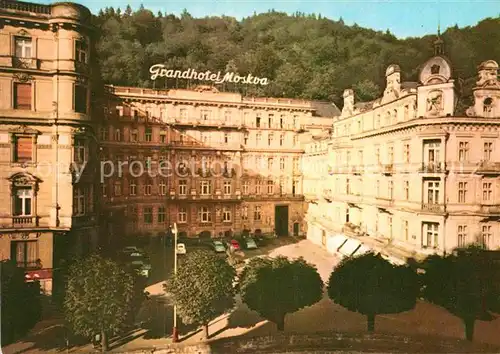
[171,223,179,343]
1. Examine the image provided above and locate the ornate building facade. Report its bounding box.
[0,1,100,293]
[100,85,336,241]
[304,39,500,258]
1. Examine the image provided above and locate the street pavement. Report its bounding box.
[4,238,500,353]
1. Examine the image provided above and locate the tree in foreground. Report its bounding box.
[165,250,236,339]
[239,256,323,331]
[421,246,500,341]
[327,252,418,332]
[0,260,42,345]
[64,254,141,352]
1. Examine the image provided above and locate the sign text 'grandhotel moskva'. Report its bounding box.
[149,64,269,86]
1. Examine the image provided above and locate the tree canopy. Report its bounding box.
[420,246,500,341]
[239,256,323,331]
[92,7,500,106]
[327,253,418,332]
[64,254,142,352]
[164,250,236,339]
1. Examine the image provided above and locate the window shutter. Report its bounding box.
[14,83,32,110]
[15,136,32,162]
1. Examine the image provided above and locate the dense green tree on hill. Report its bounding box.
[91,8,500,107]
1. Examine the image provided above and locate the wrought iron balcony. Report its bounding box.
[421,203,446,213]
[12,57,40,69]
[418,162,446,173]
[381,164,394,175]
[475,161,500,175]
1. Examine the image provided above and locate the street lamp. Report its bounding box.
[171,223,179,343]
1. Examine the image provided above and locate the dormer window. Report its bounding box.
[431,64,440,75]
[484,97,493,114]
[15,37,32,58]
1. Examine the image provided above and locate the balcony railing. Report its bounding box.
[480,204,500,214]
[12,216,38,227]
[381,164,394,175]
[418,162,446,173]
[0,0,51,15]
[12,57,40,69]
[475,161,500,175]
[421,203,446,213]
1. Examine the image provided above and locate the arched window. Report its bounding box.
[484,97,493,114]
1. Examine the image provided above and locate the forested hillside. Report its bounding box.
[93,6,500,106]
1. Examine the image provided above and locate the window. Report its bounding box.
[11,241,38,269]
[114,181,122,196]
[73,138,86,163]
[346,178,350,194]
[423,222,439,249]
[74,85,87,114]
[404,181,409,200]
[484,142,493,161]
[293,135,298,147]
[267,180,274,194]
[200,180,211,195]
[223,181,231,195]
[242,181,249,195]
[254,205,262,221]
[159,181,167,195]
[268,114,273,128]
[458,225,468,247]
[222,207,231,222]
[388,216,393,238]
[404,143,410,163]
[292,180,298,196]
[375,115,380,129]
[178,207,187,223]
[404,105,409,121]
[484,98,493,114]
[267,157,274,171]
[179,180,187,195]
[158,206,166,223]
[243,133,249,145]
[224,133,229,144]
[145,127,152,142]
[15,37,32,58]
[458,141,469,162]
[144,181,152,196]
[144,207,153,224]
[100,127,107,141]
[241,206,248,220]
[199,206,211,223]
[13,135,33,163]
[388,180,394,199]
[388,146,394,163]
[375,146,380,164]
[13,82,32,112]
[482,182,492,201]
[293,157,299,171]
[280,157,285,171]
[255,180,262,194]
[13,186,32,216]
[404,220,409,241]
[279,115,284,129]
[75,40,88,63]
[131,130,138,142]
[160,134,166,143]
[293,115,298,129]
[426,180,440,204]
[256,115,261,128]
[180,108,187,119]
[376,180,380,197]
[481,225,492,249]
[268,133,273,146]
[256,133,262,145]
[129,180,137,196]
[280,134,284,146]
[201,110,211,121]
[458,182,467,203]
[224,111,231,123]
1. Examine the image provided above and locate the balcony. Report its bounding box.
[381,164,394,175]
[0,0,51,15]
[72,214,96,227]
[376,197,393,207]
[480,204,500,214]
[12,216,38,227]
[475,161,500,175]
[421,203,446,213]
[323,189,333,202]
[418,162,446,173]
[12,57,40,70]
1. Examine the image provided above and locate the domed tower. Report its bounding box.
[416,30,456,118]
[466,60,500,118]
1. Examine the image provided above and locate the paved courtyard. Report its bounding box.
[4,238,500,353]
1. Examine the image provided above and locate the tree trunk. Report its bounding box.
[276,314,285,331]
[464,317,475,341]
[101,330,108,352]
[367,314,375,332]
[203,323,209,340]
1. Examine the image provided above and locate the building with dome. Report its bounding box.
[304,36,500,258]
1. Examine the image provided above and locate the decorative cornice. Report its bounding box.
[13,73,34,83]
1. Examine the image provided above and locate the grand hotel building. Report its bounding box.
[0,1,336,292]
[304,39,500,258]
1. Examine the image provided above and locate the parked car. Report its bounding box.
[212,240,226,253]
[176,243,187,255]
[124,251,151,278]
[243,237,258,250]
[121,246,143,255]
[227,239,240,251]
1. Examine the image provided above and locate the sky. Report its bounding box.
[37,0,500,38]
